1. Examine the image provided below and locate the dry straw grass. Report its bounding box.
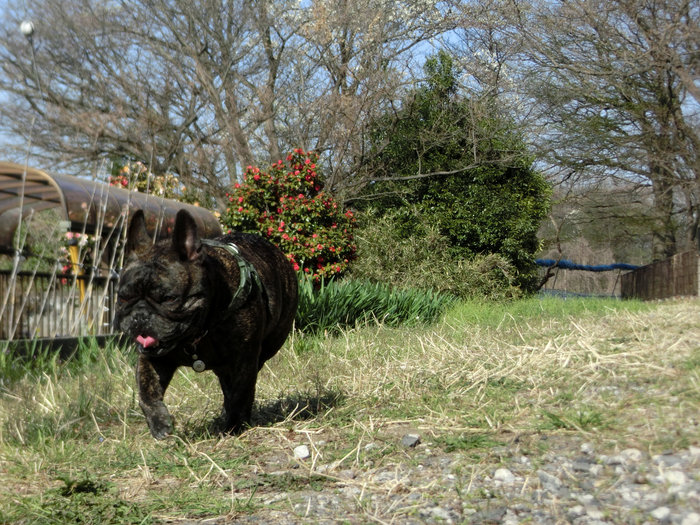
[1,297,698,523]
[253,299,697,438]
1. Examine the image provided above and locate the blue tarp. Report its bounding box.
[536,259,639,272]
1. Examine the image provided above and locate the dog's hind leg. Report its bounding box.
[214,359,259,434]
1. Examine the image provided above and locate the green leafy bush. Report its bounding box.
[350,208,522,300]
[295,275,454,335]
[221,149,356,280]
[359,50,550,292]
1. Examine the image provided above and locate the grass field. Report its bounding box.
[0,297,698,523]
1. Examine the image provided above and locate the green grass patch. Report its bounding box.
[443,296,652,329]
[435,433,501,453]
[680,347,700,371]
[539,409,608,432]
[256,472,331,492]
[7,486,152,525]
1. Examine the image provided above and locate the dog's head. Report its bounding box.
[115,209,210,356]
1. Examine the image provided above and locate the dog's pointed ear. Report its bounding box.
[173,209,202,262]
[126,210,152,256]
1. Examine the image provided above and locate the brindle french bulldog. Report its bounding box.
[115,209,298,438]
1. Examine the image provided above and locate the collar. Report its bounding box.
[201,238,262,314]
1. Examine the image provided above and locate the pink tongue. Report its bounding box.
[136,335,158,348]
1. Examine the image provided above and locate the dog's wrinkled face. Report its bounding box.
[116,257,208,356]
[115,210,209,357]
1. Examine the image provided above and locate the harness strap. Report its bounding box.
[201,239,263,314]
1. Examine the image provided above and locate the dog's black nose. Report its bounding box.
[119,308,153,335]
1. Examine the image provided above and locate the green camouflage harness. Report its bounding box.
[201,239,263,314]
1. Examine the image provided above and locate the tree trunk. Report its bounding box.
[650,163,677,261]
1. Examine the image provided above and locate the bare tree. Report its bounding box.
[507,0,700,260]
[0,0,213,180]
[0,0,451,203]
[293,0,451,196]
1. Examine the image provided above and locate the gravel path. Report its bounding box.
[166,431,699,524]
[445,438,700,525]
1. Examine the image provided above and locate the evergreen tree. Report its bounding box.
[360,51,550,292]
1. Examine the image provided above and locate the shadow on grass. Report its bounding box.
[253,387,346,427]
[178,388,346,440]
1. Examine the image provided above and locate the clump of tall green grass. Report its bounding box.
[0,336,129,386]
[295,276,454,335]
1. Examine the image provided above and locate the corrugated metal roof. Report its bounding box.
[0,162,221,249]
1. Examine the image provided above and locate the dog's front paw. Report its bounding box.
[150,420,173,439]
[142,404,173,439]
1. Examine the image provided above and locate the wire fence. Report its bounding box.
[538,251,700,300]
[536,258,639,298]
[0,270,117,340]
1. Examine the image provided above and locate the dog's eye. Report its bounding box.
[162,294,181,305]
[117,293,133,304]
[117,281,139,304]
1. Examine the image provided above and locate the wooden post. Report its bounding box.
[67,244,85,303]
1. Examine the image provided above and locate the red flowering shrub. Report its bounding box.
[221,149,356,280]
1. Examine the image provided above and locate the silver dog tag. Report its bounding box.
[192,360,206,373]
